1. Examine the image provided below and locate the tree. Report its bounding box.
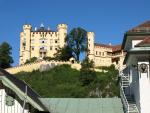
[67,27,87,61]
[54,45,73,61]
[0,42,13,69]
[25,57,37,64]
[80,57,96,85]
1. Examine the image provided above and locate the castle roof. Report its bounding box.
[112,45,122,52]
[135,37,150,47]
[128,20,150,32]
[94,43,122,52]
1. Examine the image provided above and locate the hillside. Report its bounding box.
[15,64,119,98]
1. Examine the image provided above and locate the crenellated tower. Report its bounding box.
[20,24,32,65]
[57,24,68,47]
[87,32,95,61]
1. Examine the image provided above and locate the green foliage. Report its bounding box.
[80,58,96,85]
[54,46,74,61]
[67,28,87,61]
[43,56,55,61]
[16,64,119,98]
[25,57,37,64]
[0,42,13,69]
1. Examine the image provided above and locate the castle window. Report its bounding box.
[89,44,90,47]
[40,52,42,57]
[50,46,53,50]
[99,52,101,56]
[96,51,98,55]
[42,41,44,43]
[31,46,34,51]
[55,48,57,50]
[55,40,58,43]
[22,42,26,46]
[102,52,104,56]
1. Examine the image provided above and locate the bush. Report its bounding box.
[15,64,119,98]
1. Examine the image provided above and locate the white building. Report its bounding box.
[0,68,48,113]
[120,20,150,113]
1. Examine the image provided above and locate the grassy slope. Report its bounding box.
[15,64,119,98]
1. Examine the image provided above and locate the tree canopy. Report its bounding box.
[67,27,87,61]
[54,45,73,61]
[0,42,13,69]
[80,58,96,86]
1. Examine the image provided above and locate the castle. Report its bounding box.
[87,32,125,70]
[19,23,125,70]
[19,24,67,65]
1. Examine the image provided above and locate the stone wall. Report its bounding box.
[5,60,81,74]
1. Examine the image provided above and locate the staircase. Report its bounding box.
[120,72,139,113]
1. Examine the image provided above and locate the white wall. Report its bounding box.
[138,62,150,113]
[0,88,29,113]
[132,40,142,48]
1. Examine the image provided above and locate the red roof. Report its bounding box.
[128,20,150,32]
[135,37,150,47]
[94,43,122,52]
[112,45,122,52]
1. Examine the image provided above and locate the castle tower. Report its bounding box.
[19,24,32,64]
[57,24,68,48]
[87,32,95,61]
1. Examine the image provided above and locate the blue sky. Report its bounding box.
[0,0,150,66]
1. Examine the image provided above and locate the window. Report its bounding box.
[40,52,42,57]
[31,46,34,51]
[40,46,47,50]
[55,48,57,50]
[22,42,26,46]
[55,40,58,43]
[96,51,98,55]
[40,39,47,44]
[50,46,53,50]
[99,52,101,56]
[102,52,104,56]
[116,60,118,64]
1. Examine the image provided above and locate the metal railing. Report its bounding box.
[120,83,129,113]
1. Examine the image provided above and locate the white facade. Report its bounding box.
[121,22,150,113]
[0,88,29,113]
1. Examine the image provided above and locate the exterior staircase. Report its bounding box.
[120,72,139,113]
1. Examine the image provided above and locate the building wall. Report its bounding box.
[94,46,112,67]
[20,24,67,65]
[5,60,81,74]
[0,88,29,113]
[87,33,125,69]
[87,32,95,61]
